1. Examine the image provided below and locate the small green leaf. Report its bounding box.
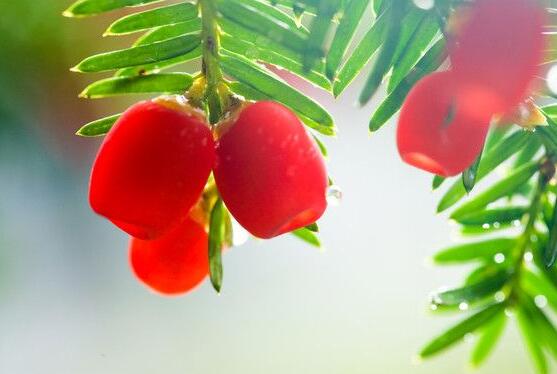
[522,268,557,312]
[432,238,516,265]
[333,9,389,97]
[513,136,542,169]
[453,206,527,226]
[438,130,531,213]
[369,38,446,131]
[221,51,334,132]
[431,270,510,306]
[450,161,539,219]
[115,45,202,77]
[432,175,446,190]
[80,73,193,98]
[325,0,371,80]
[470,312,506,367]
[76,114,121,136]
[462,150,483,193]
[63,0,162,17]
[304,2,339,71]
[73,34,201,73]
[523,295,557,360]
[358,0,404,105]
[220,34,331,90]
[133,20,202,46]
[216,0,308,54]
[209,198,227,293]
[387,16,439,92]
[516,305,548,374]
[292,227,321,247]
[420,303,505,358]
[544,197,557,267]
[219,18,311,67]
[105,3,198,36]
[305,222,319,232]
[312,134,328,157]
[228,82,334,136]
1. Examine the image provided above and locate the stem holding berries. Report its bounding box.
[199,0,224,124]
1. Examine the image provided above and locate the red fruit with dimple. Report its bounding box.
[397,71,491,177]
[89,97,215,240]
[130,216,209,295]
[450,0,545,118]
[214,101,328,239]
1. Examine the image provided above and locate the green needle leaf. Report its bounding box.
[432,175,446,190]
[292,227,321,247]
[450,161,539,219]
[438,131,532,213]
[431,270,510,306]
[358,0,404,105]
[220,34,331,90]
[76,114,121,136]
[209,198,227,293]
[521,268,557,312]
[105,3,198,36]
[73,34,201,73]
[387,16,439,93]
[544,199,557,267]
[333,9,389,97]
[432,238,516,265]
[470,312,506,367]
[368,38,446,132]
[221,51,334,133]
[517,305,549,374]
[64,0,162,17]
[133,20,202,46]
[420,303,505,358]
[453,206,527,226]
[80,73,193,98]
[216,0,308,54]
[462,150,483,193]
[325,0,371,81]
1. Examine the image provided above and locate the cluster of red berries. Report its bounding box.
[397,0,545,177]
[89,97,328,295]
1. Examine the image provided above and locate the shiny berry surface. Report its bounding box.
[130,216,209,295]
[450,0,545,117]
[89,98,214,240]
[397,71,491,177]
[214,101,328,239]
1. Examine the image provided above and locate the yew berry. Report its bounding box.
[397,71,491,177]
[450,0,545,118]
[89,97,215,240]
[214,101,328,239]
[130,216,209,295]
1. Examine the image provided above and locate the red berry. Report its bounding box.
[397,71,491,177]
[450,0,545,117]
[214,101,328,239]
[89,97,215,240]
[130,216,209,295]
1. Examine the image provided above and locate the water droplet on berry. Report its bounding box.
[326,185,343,206]
[524,251,534,262]
[459,302,469,311]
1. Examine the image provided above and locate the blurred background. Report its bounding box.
[0,1,538,373]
